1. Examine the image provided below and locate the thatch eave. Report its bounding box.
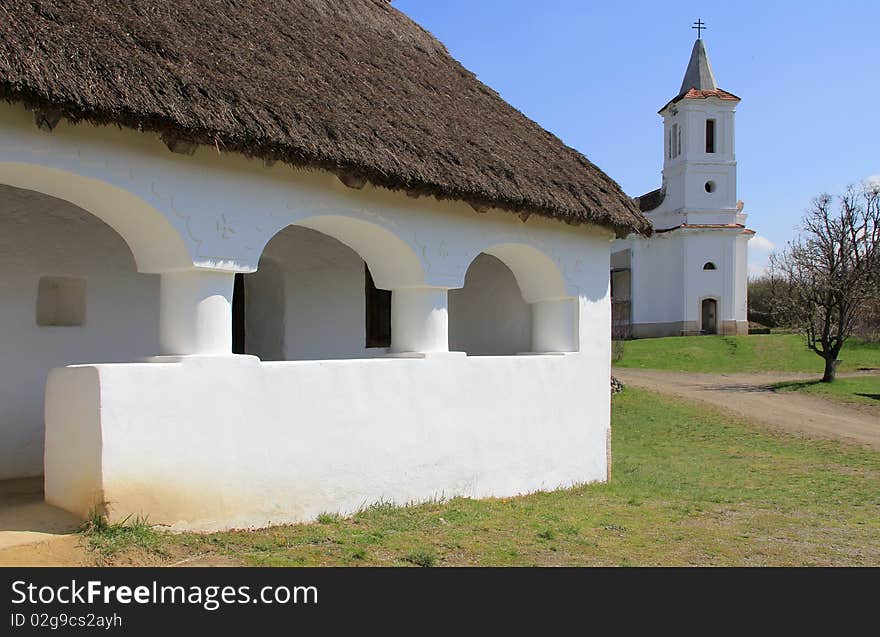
[0,0,651,237]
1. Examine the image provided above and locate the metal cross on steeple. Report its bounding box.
[692,18,707,39]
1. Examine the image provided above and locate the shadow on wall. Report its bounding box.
[0,185,160,479]
[237,225,389,361]
[449,253,531,355]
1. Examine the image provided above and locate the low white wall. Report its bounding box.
[0,185,159,479]
[448,253,531,355]
[45,351,609,531]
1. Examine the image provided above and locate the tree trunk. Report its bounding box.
[821,357,839,383]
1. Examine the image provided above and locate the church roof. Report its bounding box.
[659,39,740,112]
[680,39,717,94]
[0,0,651,236]
[634,187,666,213]
[655,223,754,235]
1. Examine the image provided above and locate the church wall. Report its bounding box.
[683,230,729,325]
[630,234,684,327]
[734,233,750,323]
[681,230,748,331]
[0,185,160,479]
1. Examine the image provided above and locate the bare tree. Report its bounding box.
[769,183,880,382]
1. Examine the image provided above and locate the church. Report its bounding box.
[0,1,649,530]
[612,34,754,338]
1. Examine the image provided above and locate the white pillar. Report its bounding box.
[159,270,236,356]
[391,287,449,354]
[531,298,577,353]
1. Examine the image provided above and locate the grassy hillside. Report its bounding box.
[84,388,880,566]
[615,334,880,373]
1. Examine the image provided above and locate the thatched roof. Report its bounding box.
[0,0,650,235]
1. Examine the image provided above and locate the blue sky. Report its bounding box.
[394,0,880,275]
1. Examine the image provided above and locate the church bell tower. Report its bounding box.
[614,22,755,339]
[658,33,742,225]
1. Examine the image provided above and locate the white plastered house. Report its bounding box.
[0,0,649,530]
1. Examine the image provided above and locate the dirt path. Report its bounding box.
[614,369,880,450]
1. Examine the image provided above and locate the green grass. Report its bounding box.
[113,388,880,566]
[615,333,880,374]
[773,376,880,406]
[79,510,163,562]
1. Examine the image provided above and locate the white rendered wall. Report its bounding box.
[0,185,159,478]
[682,229,742,326]
[734,234,749,323]
[660,99,738,217]
[448,253,531,355]
[628,234,684,326]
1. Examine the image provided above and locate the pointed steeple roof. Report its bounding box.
[679,39,717,95]
[659,38,739,112]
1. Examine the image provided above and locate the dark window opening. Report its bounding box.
[365,265,391,348]
[232,272,246,354]
[705,119,716,153]
[703,262,717,270]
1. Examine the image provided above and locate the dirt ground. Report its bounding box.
[0,478,89,566]
[614,369,880,450]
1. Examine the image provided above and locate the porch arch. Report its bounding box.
[255,214,426,290]
[452,243,578,354]
[0,183,162,479]
[478,242,569,303]
[239,215,428,361]
[0,162,192,273]
[449,253,531,355]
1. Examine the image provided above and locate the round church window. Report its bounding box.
[704,181,716,193]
